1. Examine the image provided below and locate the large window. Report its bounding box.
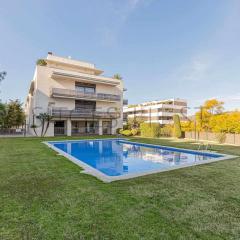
[75,82,95,94]
[75,100,96,111]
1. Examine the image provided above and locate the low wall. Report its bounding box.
[185,131,240,145]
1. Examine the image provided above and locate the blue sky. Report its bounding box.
[0,0,240,113]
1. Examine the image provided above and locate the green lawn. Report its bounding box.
[1,136,240,239]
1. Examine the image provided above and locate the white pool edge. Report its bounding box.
[43,139,238,183]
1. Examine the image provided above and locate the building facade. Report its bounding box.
[123,99,187,125]
[25,53,124,136]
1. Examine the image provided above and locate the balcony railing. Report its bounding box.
[54,127,66,136]
[72,127,100,135]
[51,88,121,102]
[123,99,128,105]
[51,108,120,119]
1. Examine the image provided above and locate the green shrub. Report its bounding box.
[160,125,173,137]
[131,128,138,136]
[36,59,47,66]
[121,130,132,136]
[116,128,122,134]
[173,115,182,138]
[140,123,160,138]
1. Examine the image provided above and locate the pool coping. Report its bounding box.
[43,138,238,183]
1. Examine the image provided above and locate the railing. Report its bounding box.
[51,109,120,119]
[54,127,66,136]
[0,128,25,136]
[123,99,128,105]
[51,88,121,102]
[72,127,100,135]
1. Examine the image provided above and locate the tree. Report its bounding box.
[203,99,224,114]
[4,100,25,128]
[173,114,182,138]
[0,71,7,98]
[195,99,224,131]
[181,120,194,132]
[36,113,53,137]
[36,59,47,66]
[113,74,122,80]
[127,116,144,129]
[0,102,6,127]
[0,71,7,83]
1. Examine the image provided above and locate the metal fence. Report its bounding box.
[0,128,25,136]
[53,127,112,136]
[54,127,66,136]
[72,127,100,135]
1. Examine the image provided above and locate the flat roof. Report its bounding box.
[126,98,187,108]
[46,54,104,75]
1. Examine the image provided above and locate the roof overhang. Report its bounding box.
[51,71,120,86]
[46,59,103,75]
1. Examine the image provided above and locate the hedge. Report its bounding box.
[140,123,161,138]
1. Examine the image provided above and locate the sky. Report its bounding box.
[0,0,240,114]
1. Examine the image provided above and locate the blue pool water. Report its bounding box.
[49,139,223,177]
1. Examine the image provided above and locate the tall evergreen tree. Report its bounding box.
[173,114,182,138]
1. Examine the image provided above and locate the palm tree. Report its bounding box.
[113,74,122,80]
[36,113,53,137]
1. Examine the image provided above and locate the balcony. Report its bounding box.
[51,108,120,119]
[123,99,128,105]
[51,88,121,102]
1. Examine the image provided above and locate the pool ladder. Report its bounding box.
[198,142,212,152]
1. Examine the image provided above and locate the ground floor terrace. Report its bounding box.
[53,119,113,136]
[1,136,240,239]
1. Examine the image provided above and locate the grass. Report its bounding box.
[0,136,240,239]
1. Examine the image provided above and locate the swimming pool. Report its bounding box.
[45,139,235,182]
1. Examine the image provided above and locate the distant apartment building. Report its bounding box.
[25,53,125,136]
[123,99,187,125]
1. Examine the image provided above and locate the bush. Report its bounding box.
[131,128,138,136]
[173,115,182,138]
[160,125,173,137]
[116,128,122,134]
[36,59,47,66]
[140,123,161,138]
[215,132,226,144]
[121,130,132,136]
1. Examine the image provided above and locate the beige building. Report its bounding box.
[25,53,124,136]
[123,98,187,125]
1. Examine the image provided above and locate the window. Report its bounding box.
[75,82,95,94]
[75,100,96,111]
[85,87,95,94]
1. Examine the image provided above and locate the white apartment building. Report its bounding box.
[25,53,124,136]
[123,99,187,125]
